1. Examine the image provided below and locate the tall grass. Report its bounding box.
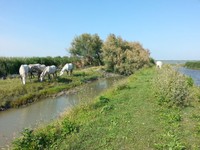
[0,56,77,77]
[184,61,200,70]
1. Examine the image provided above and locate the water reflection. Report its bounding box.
[0,77,120,148]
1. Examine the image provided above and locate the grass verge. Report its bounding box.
[12,67,200,149]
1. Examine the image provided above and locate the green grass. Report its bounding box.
[61,68,164,150]
[0,66,104,110]
[12,67,200,149]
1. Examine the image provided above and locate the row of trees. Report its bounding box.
[69,33,152,75]
[0,33,152,77]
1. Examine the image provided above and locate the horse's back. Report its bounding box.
[47,65,57,73]
[63,63,73,71]
[40,64,46,71]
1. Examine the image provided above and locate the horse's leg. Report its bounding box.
[52,73,56,80]
[70,70,73,76]
[48,74,51,80]
[21,76,26,85]
[55,71,57,78]
[23,77,25,85]
[28,73,31,82]
[37,72,41,81]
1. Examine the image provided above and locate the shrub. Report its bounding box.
[1,100,11,109]
[61,118,79,136]
[13,119,79,149]
[93,96,110,109]
[153,66,193,107]
[102,34,151,75]
[12,128,34,149]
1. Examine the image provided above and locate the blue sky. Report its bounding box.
[0,0,200,60]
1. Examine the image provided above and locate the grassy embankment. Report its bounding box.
[12,67,200,149]
[0,67,105,110]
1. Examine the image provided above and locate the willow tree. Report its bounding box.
[68,33,103,66]
[102,34,150,75]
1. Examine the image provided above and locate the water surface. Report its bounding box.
[178,67,200,86]
[0,77,120,148]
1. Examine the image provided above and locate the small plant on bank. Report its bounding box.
[155,131,186,150]
[92,96,110,109]
[115,83,130,91]
[153,65,193,108]
[12,118,79,149]
[61,118,79,136]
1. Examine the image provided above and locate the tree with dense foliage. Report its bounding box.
[102,34,150,75]
[68,33,103,66]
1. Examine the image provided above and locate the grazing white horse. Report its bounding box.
[60,63,73,76]
[156,61,163,69]
[19,64,29,85]
[40,65,57,81]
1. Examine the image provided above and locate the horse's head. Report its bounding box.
[60,70,64,76]
[40,70,46,81]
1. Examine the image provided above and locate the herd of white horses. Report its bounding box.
[19,61,163,85]
[19,63,73,85]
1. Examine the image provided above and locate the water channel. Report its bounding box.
[0,77,121,148]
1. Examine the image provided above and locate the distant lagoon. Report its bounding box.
[158,60,199,64]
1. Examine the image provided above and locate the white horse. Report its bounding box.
[156,61,163,69]
[28,64,46,80]
[60,63,73,76]
[40,65,57,81]
[19,64,29,85]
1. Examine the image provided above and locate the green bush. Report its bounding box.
[61,118,79,136]
[1,100,11,109]
[93,96,110,109]
[102,34,151,75]
[153,66,193,107]
[13,119,79,149]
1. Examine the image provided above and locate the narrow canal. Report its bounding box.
[0,77,121,148]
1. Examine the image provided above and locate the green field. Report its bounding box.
[12,67,200,149]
